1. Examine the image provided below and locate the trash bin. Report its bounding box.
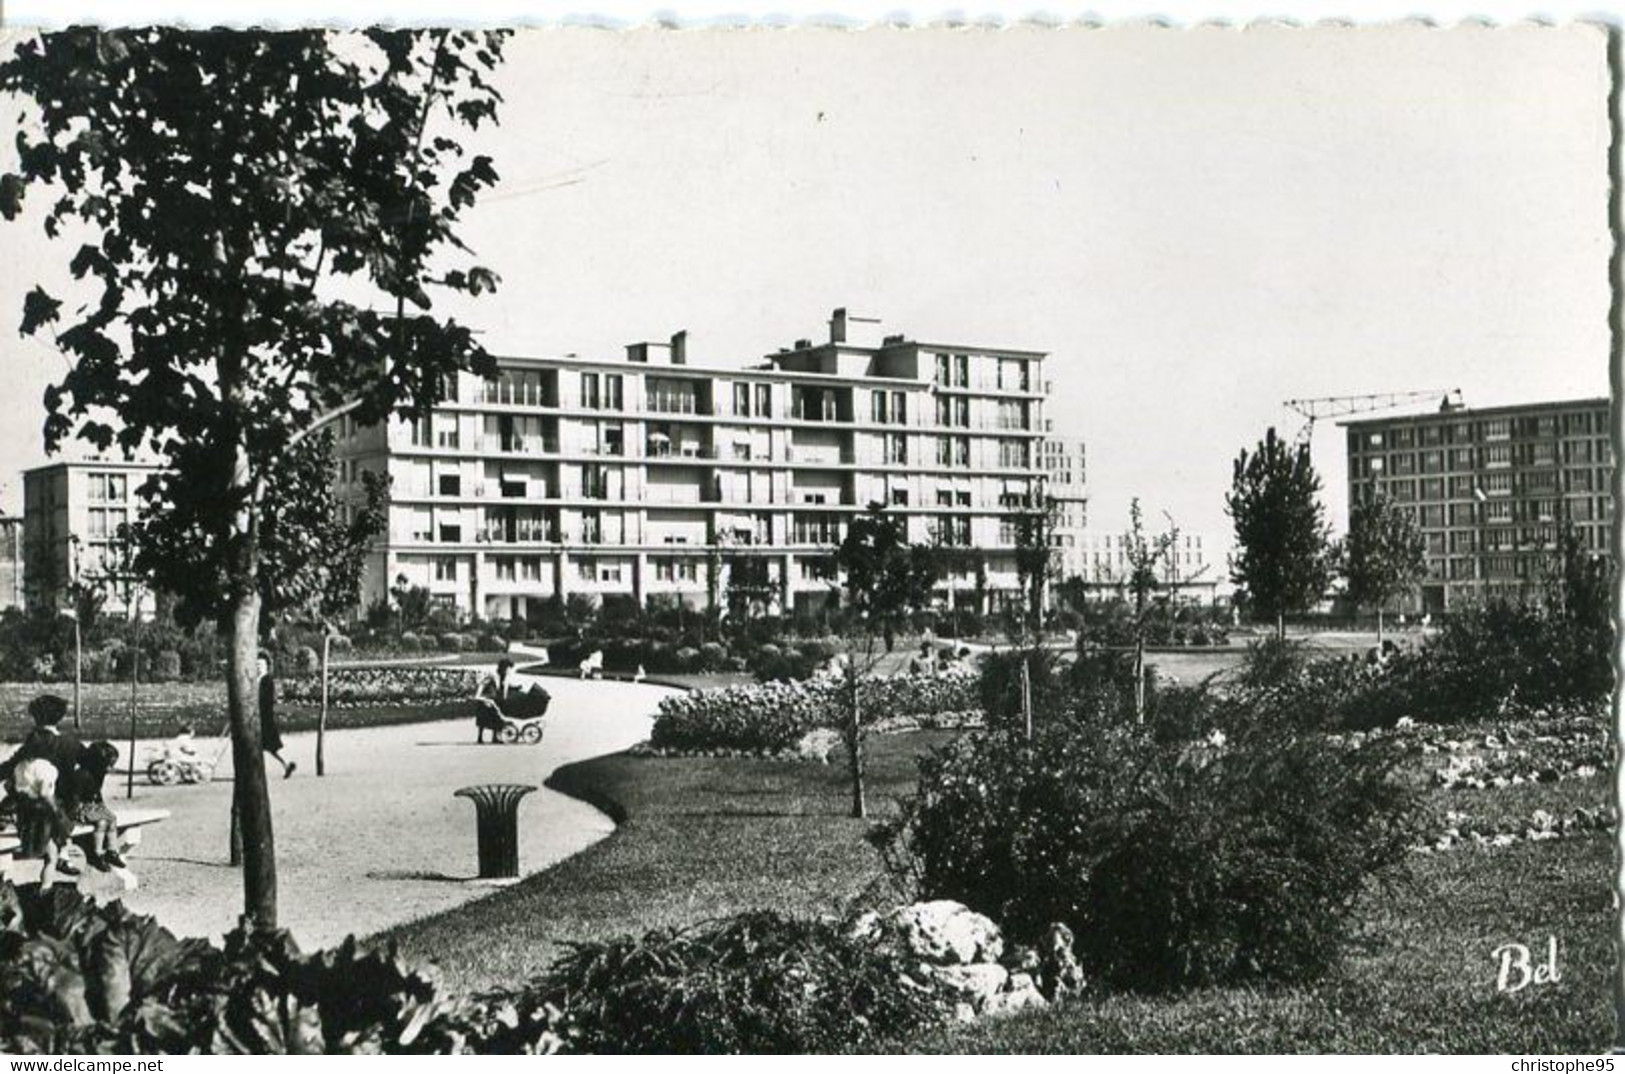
[454,783,538,879]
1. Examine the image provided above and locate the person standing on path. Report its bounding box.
[258,652,296,778]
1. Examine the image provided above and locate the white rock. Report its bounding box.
[795,727,844,765]
[985,971,1049,1018]
[929,963,1010,1013]
[885,900,1004,966]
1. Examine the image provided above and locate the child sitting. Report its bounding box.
[9,756,71,882]
[61,742,125,870]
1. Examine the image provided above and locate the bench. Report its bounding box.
[0,807,170,891]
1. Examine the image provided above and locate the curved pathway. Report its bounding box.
[109,674,672,949]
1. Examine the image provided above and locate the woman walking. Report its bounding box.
[258,652,296,778]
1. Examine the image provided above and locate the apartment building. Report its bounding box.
[336,310,1050,621]
[1038,432,1087,579]
[0,516,22,612]
[1072,527,1220,604]
[22,458,161,616]
[1343,396,1613,612]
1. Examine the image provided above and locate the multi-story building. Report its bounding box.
[1039,431,1088,580]
[22,459,161,616]
[1073,527,1220,604]
[1343,396,1613,612]
[0,515,23,611]
[336,310,1050,621]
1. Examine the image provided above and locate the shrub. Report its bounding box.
[476,633,505,653]
[529,911,946,1053]
[153,650,183,682]
[698,641,727,669]
[672,646,700,671]
[293,646,320,676]
[873,719,1420,992]
[328,635,353,655]
[0,883,552,1055]
[398,632,422,653]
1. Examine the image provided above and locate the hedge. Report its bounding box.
[280,666,483,708]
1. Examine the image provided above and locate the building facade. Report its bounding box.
[1343,397,1613,612]
[22,459,160,616]
[337,310,1051,621]
[1072,527,1221,604]
[1039,432,1088,580]
[0,516,22,612]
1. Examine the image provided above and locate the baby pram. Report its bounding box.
[146,724,228,785]
[473,687,551,745]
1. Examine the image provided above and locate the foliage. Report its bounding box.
[650,671,980,754]
[527,911,947,1054]
[0,882,554,1055]
[2,26,510,929]
[1339,493,1428,631]
[836,507,939,649]
[1225,428,1334,632]
[874,719,1421,992]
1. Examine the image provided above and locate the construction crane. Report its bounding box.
[1284,389,1465,451]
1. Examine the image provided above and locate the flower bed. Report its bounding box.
[1326,709,1608,789]
[1413,805,1614,854]
[649,669,979,753]
[280,666,483,708]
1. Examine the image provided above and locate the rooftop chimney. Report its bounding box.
[670,330,688,366]
[882,334,904,346]
[794,338,812,350]
[829,307,848,344]
[626,343,649,363]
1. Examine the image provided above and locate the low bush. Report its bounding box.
[872,718,1421,993]
[651,670,979,753]
[0,883,558,1055]
[153,650,182,683]
[526,911,946,1054]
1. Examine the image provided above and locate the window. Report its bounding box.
[935,353,951,386]
[678,561,697,582]
[954,354,969,388]
[438,522,462,543]
[578,559,597,582]
[871,391,888,424]
[600,564,622,583]
[891,488,909,507]
[434,416,460,449]
[885,433,907,464]
[734,383,750,416]
[954,398,970,428]
[581,372,600,409]
[495,557,516,582]
[755,385,771,417]
[605,374,623,411]
[434,558,457,582]
[438,473,461,496]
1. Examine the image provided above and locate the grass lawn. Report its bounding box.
[381,730,1612,1053]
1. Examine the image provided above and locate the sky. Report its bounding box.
[0,22,1612,560]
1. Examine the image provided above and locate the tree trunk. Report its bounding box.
[1134,634,1147,725]
[1375,607,1384,647]
[1020,656,1033,740]
[1276,611,1285,640]
[317,632,330,777]
[72,618,81,729]
[226,585,277,928]
[846,670,866,819]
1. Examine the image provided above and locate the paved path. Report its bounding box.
[87,674,671,949]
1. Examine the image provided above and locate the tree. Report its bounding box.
[832,505,939,818]
[1121,499,1179,723]
[1225,428,1334,638]
[1340,492,1427,644]
[1011,491,1059,639]
[2,28,508,929]
[723,553,774,620]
